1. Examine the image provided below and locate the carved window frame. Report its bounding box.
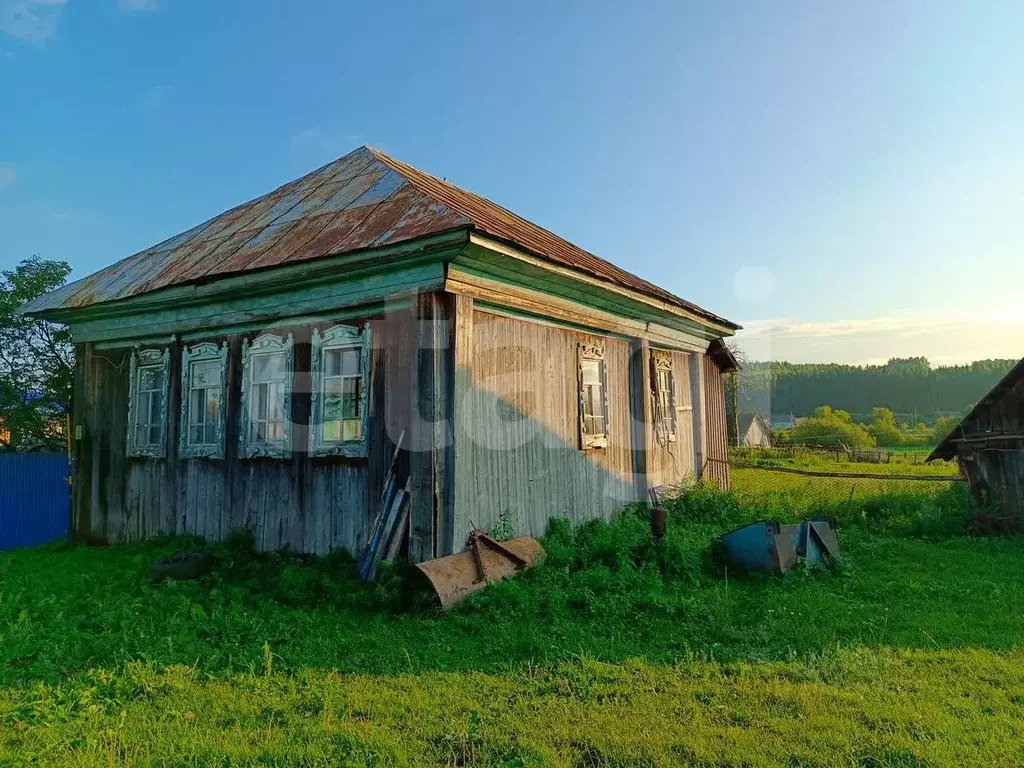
[309,323,372,458]
[126,346,170,458]
[239,332,294,460]
[179,341,229,459]
[577,342,609,450]
[651,350,677,444]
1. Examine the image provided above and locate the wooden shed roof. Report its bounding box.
[22,146,737,330]
[929,356,1024,461]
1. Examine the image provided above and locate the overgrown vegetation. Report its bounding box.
[2,482,1022,765]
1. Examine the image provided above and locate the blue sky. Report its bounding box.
[2,1,1022,363]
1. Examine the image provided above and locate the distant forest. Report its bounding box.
[738,357,1017,423]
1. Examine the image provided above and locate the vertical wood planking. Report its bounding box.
[451,294,475,555]
[702,353,731,489]
[409,292,447,563]
[453,310,637,547]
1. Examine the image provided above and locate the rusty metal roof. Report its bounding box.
[23,146,737,329]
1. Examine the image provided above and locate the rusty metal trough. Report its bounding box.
[415,531,545,609]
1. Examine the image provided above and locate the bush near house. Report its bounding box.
[2,482,1023,766]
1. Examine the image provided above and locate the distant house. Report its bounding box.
[20,146,740,561]
[737,412,772,447]
[928,357,1024,523]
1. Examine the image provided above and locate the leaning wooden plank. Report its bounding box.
[363,430,405,550]
[360,482,399,581]
[382,481,412,562]
[368,488,408,581]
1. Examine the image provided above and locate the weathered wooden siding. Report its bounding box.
[702,353,732,489]
[647,350,697,488]
[452,310,637,546]
[71,308,414,555]
[953,370,1024,522]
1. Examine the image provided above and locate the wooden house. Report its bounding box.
[21,147,739,562]
[738,412,772,448]
[929,357,1024,523]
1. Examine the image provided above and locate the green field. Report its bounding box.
[2,483,1022,766]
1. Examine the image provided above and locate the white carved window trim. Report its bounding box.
[240,332,294,459]
[179,341,228,459]
[578,342,609,450]
[127,346,170,458]
[309,323,371,458]
[651,351,677,444]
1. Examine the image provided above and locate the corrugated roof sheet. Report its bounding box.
[22,146,737,328]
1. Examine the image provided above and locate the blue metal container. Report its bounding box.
[717,517,839,574]
[0,452,70,550]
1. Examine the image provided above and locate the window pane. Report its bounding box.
[324,393,343,421]
[136,425,149,446]
[252,421,266,443]
[206,388,220,425]
[137,391,152,428]
[149,424,162,446]
[342,378,361,418]
[267,421,284,442]
[139,365,161,391]
[268,384,284,421]
[192,361,220,388]
[322,419,342,442]
[581,360,600,385]
[266,352,285,380]
[325,377,344,396]
[342,419,362,441]
[326,349,342,377]
[190,389,204,426]
[190,425,203,445]
[340,348,360,376]
[150,390,164,424]
[252,351,285,383]
[582,386,594,417]
[205,425,218,445]
[255,383,269,420]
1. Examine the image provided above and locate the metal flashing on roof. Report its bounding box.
[21,145,738,332]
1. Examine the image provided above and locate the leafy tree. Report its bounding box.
[933,415,962,445]
[869,406,903,447]
[780,405,875,449]
[0,257,74,450]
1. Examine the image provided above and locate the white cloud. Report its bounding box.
[735,309,1024,365]
[118,0,156,10]
[0,0,66,43]
[0,164,15,188]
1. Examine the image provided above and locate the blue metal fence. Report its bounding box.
[0,452,70,550]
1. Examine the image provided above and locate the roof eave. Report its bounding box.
[467,232,740,336]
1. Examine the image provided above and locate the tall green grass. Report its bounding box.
[2,484,1023,764]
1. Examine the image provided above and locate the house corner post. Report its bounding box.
[409,291,454,563]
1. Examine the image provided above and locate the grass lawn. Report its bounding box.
[2,486,1022,766]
